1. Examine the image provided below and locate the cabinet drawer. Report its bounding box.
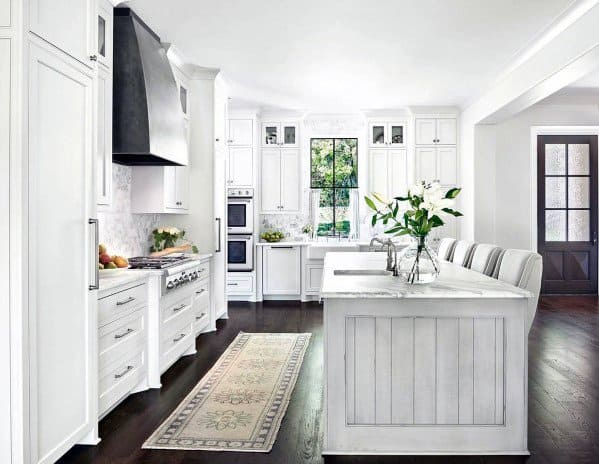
[304,264,323,294]
[160,320,194,372]
[99,282,147,327]
[194,309,210,333]
[99,351,144,416]
[99,310,145,373]
[193,279,210,308]
[227,274,254,294]
[162,294,193,324]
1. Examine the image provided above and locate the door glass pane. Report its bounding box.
[568,210,590,241]
[284,126,296,144]
[545,144,566,175]
[545,177,566,208]
[227,204,247,227]
[568,177,590,208]
[265,126,278,145]
[98,16,106,57]
[390,125,404,144]
[372,125,385,144]
[227,240,247,263]
[546,210,566,241]
[568,144,590,175]
[179,86,187,114]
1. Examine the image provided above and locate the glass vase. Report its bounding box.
[397,235,440,284]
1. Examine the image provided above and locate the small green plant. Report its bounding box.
[260,230,285,242]
[151,227,198,253]
[302,224,313,235]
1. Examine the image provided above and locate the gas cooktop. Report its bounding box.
[128,255,192,269]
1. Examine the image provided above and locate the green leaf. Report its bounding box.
[393,196,410,202]
[394,229,411,236]
[364,196,377,211]
[445,187,462,199]
[371,214,377,227]
[442,207,464,217]
[429,215,444,227]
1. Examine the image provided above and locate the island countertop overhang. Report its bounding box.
[320,252,532,299]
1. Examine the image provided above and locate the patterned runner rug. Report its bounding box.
[143,332,311,452]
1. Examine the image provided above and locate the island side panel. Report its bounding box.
[323,297,528,455]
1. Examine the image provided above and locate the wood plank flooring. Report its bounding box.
[59,297,599,464]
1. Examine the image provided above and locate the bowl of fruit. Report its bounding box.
[98,244,129,275]
[260,230,285,243]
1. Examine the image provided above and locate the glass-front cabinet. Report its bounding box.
[368,121,406,147]
[96,0,113,68]
[262,121,299,147]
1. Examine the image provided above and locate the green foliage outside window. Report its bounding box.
[310,138,358,237]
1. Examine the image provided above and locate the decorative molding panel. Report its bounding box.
[0,0,9,27]
[345,316,505,426]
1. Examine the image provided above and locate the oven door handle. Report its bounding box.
[215,218,222,252]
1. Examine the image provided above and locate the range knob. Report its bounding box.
[166,281,175,289]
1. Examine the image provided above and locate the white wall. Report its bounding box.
[489,102,599,249]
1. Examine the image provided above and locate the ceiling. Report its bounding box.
[125,0,575,111]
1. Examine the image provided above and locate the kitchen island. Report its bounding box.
[321,252,533,455]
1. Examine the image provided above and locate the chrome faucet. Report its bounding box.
[369,237,398,276]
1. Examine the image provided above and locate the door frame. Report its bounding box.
[530,126,599,252]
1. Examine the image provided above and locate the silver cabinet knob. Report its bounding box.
[90,55,98,61]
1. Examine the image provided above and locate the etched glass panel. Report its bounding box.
[568,210,590,241]
[372,125,385,144]
[265,126,278,145]
[545,177,566,208]
[545,210,566,241]
[545,144,566,175]
[568,177,589,208]
[568,144,590,175]
[390,125,404,144]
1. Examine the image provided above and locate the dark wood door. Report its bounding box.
[538,135,598,294]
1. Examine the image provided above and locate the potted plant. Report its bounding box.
[365,181,462,284]
[150,227,198,254]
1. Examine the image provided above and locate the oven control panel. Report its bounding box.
[227,188,253,198]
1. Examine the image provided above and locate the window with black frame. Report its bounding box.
[310,138,358,237]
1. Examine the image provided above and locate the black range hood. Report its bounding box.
[113,8,188,166]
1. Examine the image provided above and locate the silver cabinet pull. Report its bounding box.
[215,218,222,252]
[173,333,186,343]
[89,218,99,290]
[196,313,207,320]
[196,289,206,294]
[228,282,238,286]
[173,303,187,312]
[114,328,134,339]
[116,296,135,306]
[90,54,98,61]
[114,365,133,379]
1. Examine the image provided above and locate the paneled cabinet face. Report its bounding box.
[263,246,301,295]
[96,65,112,206]
[262,122,299,147]
[29,0,92,66]
[165,166,189,211]
[96,0,113,69]
[228,146,253,187]
[369,149,408,201]
[369,122,406,147]
[416,146,457,187]
[228,119,253,146]
[415,117,457,145]
[261,148,299,212]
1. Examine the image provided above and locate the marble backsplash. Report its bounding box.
[260,213,311,239]
[98,164,165,257]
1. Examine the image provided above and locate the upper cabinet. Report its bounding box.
[96,0,113,69]
[131,166,190,213]
[171,65,191,121]
[261,121,299,148]
[228,119,253,146]
[415,146,457,187]
[228,147,253,187]
[369,149,409,200]
[261,148,300,213]
[415,117,457,145]
[29,0,94,66]
[368,121,407,147]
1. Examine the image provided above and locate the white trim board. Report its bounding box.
[529,125,599,252]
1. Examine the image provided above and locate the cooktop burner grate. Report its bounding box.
[128,255,192,269]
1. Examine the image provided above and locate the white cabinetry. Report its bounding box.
[369,148,408,200]
[96,63,112,207]
[261,148,300,212]
[131,166,189,213]
[415,117,457,145]
[228,119,253,146]
[261,121,299,147]
[415,146,457,186]
[96,0,113,69]
[368,121,407,147]
[27,40,97,462]
[29,0,93,66]
[228,146,253,187]
[262,246,301,295]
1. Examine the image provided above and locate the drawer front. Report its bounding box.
[99,351,144,416]
[305,264,323,294]
[99,310,145,374]
[227,274,254,294]
[160,320,194,372]
[193,279,210,309]
[162,294,193,324]
[99,283,147,327]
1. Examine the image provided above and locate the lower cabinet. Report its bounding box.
[192,278,211,335]
[304,263,324,295]
[160,290,195,374]
[98,279,149,418]
[262,245,301,295]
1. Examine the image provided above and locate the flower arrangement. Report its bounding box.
[151,226,198,253]
[365,181,463,283]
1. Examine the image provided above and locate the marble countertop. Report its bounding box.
[320,252,532,299]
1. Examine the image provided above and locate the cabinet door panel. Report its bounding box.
[96,65,112,206]
[228,119,253,146]
[280,149,299,211]
[28,43,95,463]
[30,0,92,65]
[0,0,10,26]
[415,118,436,145]
[369,149,388,199]
[416,147,437,183]
[281,123,299,147]
[175,166,189,210]
[263,246,301,294]
[261,148,281,211]
[438,147,457,186]
[229,146,253,187]
[388,149,408,198]
[164,166,178,209]
[436,118,457,145]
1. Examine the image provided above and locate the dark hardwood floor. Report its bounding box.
[60,297,599,464]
